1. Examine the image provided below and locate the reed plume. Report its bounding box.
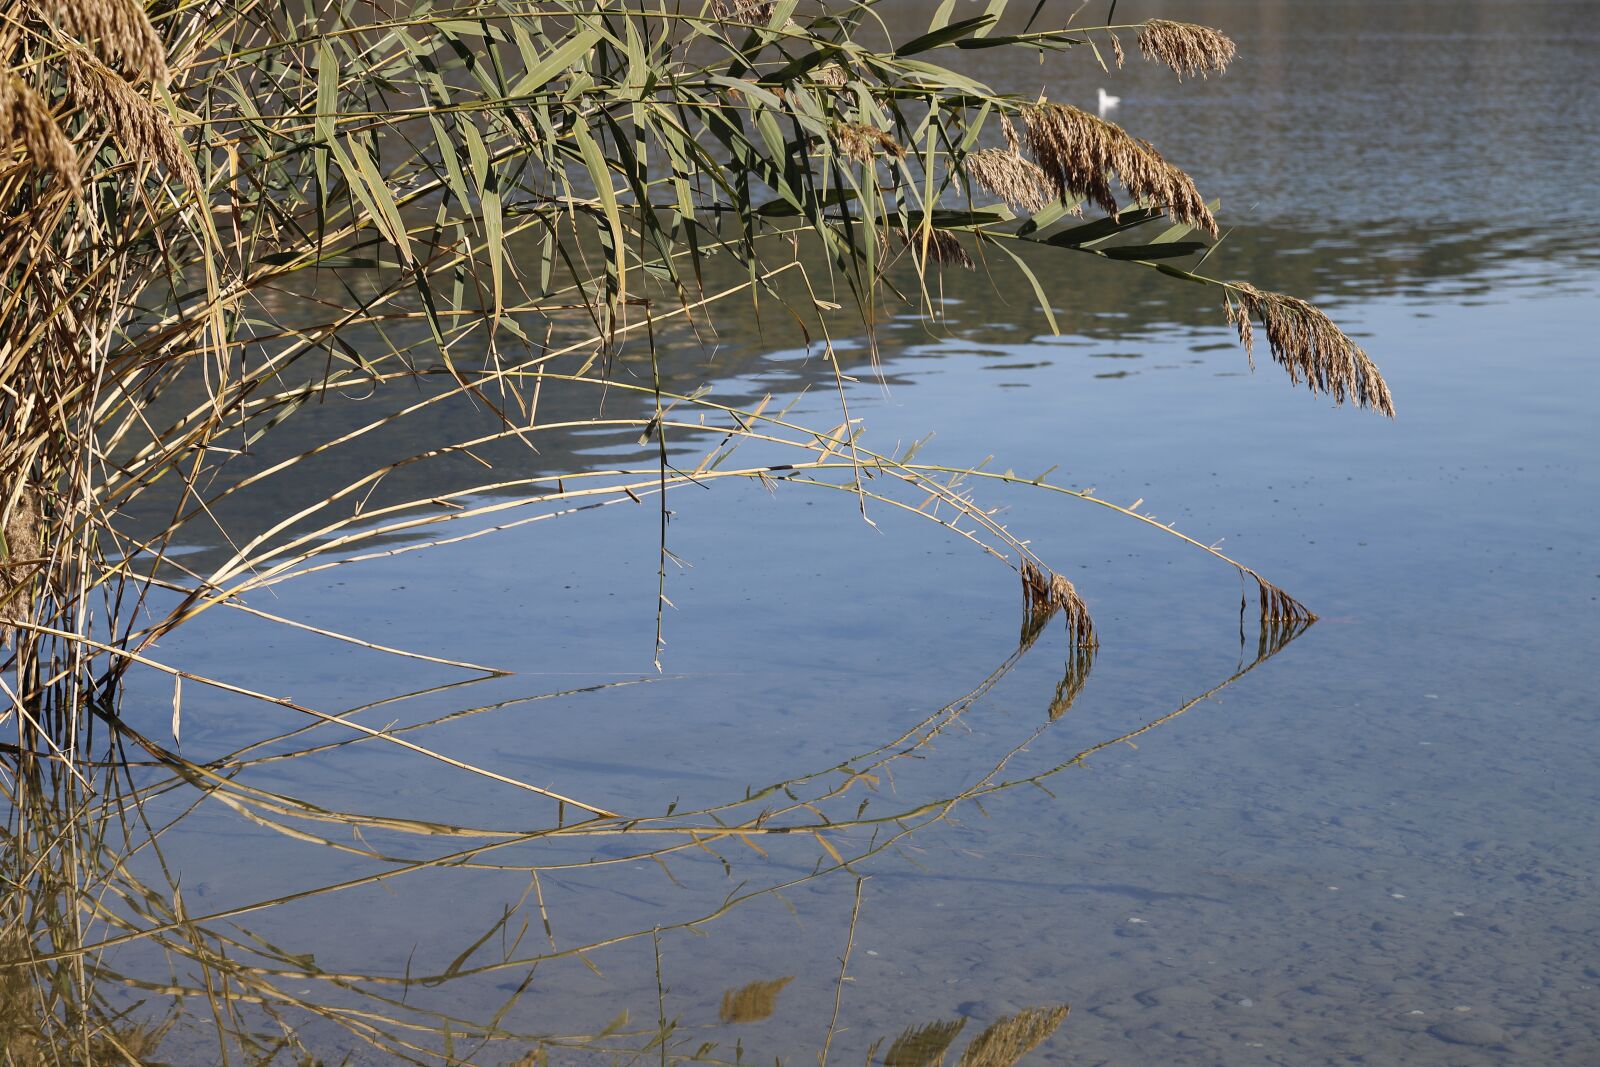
[884,1019,967,1067]
[1226,282,1395,415]
[1138,19,1237,79]
[1022,102,1217,237]
[900,226,975,270]
[832,121,902,165]
[64,51,200,195]
[0,75,79,192]
[1048,643,1096,720]
[718,976,793,1023]
[964,147,1051,214]
[26,0,169,86]
[711,0,779,23]
[955,1006,1070,1067]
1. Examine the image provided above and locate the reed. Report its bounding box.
[1023,101,1219,237]
[1138,19,1238,79]
[0,3,1390,1052]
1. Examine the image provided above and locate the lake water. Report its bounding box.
[14,2,1600,1064]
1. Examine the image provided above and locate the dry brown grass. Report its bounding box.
[1138,19,1237,79]
[1023,102,1218,237]
[1226,282,1396,415]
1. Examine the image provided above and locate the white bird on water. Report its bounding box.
[1097,87,1121,115]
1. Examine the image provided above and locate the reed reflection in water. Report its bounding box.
[0,589,1307,1062]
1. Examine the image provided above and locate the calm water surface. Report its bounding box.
[51,2,1600,1063]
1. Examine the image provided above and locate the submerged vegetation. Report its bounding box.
[2,0,1387,1060]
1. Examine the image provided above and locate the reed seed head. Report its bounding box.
[1022,102,1218,237]
[956,1005,1071,1067]
[1226,282,1396,416]
[1048,643,1096,720]
[27,0,170,86]
[711,0,779,23]
[64,52,200,195]
[1254,579,1318,630]
[999,112,1020,154]
[718,977,793,1023]
[0,75,80,193]
[899,226,975,270]
[832,121,902,165]
[964,147,1051,214]
[885,1019,967,1067]
[1138,19,1237,80]
[813,61,849,87]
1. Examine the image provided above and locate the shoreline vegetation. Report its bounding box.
[2,0,1385,1060]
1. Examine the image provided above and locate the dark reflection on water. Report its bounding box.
[9,1,1600,1063]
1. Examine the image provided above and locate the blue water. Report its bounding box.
[69,2,1600,1063]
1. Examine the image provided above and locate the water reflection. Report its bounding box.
[1,598,1305,1062]
[10,2,1598,1062]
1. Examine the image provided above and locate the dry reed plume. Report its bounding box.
[1226,282,1396,415]
[965,147,1051,214]
[1022,102,1218,237]
[718,976,794,1023]
[900,225,975,270]
[955,1006,1071,1067]
[1258,577,1317,625]
[1138,20,1237,79]
[1048,643,1096,720]
[833,121,903,165]
[712,0,780,23]
[24,0,169,86]
[64,52,201,194]
[0,75,78,192]
[884,1019,967,1067]
[1021,559,1095,647]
